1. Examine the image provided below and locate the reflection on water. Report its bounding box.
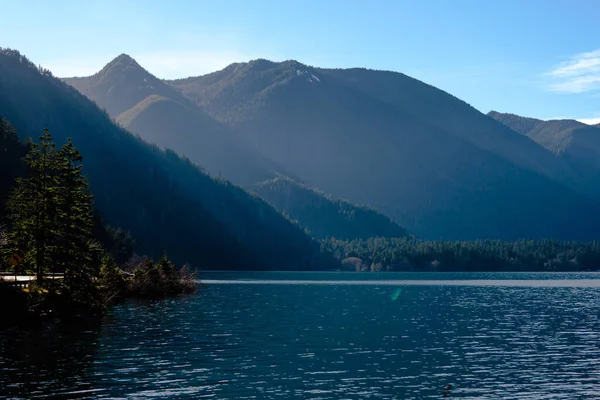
[2,272,600,399]
[0,320,102,399]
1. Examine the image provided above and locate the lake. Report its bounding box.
[2,272,600,399]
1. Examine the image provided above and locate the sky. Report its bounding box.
[1,0,599,123]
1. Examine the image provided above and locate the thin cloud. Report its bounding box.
[545,49,600,93]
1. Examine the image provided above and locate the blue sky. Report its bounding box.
[2,0,599,123]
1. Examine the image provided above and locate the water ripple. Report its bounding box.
[1,272,600,399]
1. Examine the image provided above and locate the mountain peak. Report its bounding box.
[63,52,178,116]
[103,53,142,71]
[241,58,312,73]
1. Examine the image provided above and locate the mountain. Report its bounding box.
[166,59,600,240]
[487,111,544,136]
[489,112,600,196]
[0,48,336,270]
[64,55,284,185]
[314,68,573,181]
[488,112,600,156]
[249,177,409,240]
[0,118,27,218]
[65,56,600,240]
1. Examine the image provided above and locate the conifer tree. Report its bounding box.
[7,129,61,282]
[56,138,101,306]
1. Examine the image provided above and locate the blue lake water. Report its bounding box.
[2,272,600,399]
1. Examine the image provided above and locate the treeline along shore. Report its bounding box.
[323,237,600,272]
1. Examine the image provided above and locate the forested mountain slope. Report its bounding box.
[64,55,283,185]
[65,56,600,240]
[0,49,336,270]
[486,111,545,136]
[489,112,600,156]
[489,111,600,197]
[0,118,27,219]
[250,177,409,240]
[167,60,600,240]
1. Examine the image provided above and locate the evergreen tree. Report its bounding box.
[6,129,61,282]
[55,138,101,308]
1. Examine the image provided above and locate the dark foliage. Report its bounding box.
[4,131,104,316]
[127,255,196,298]
[323,237,600,272]
[0,134,198,325]
[0,118,28,220]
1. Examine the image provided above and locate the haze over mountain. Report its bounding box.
[489,111,600,197]
[63,54,600,241]
[64,55,285,185]
[0,49,336,270]
[250,176,409,240]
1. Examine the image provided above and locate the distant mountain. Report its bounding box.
[64,55,600,240]
[165,59,599,240]
[64,55,284,185]
[0,49,336,270]
[250,177,409,240]
[487,111,544,136]
[489,111,600,197]
[314,68,572,181]
[488,112,600,155]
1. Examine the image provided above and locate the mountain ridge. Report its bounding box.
[1,48,336,270]
[249,176,409,240]
[489,111,600,198]
[64,55,287,185]
[64,54,600,241]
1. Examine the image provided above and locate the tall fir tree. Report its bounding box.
[56,138,101,308]
[7,129,61,282]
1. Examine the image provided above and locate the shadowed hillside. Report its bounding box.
[250,177,409,240]
[64,55,285,185]
[63,56,600,240]
[487,111,544,136]
[489,111,600,197]
[0,118,27,219]
[0,49,337,270]
[167,60,600,240]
